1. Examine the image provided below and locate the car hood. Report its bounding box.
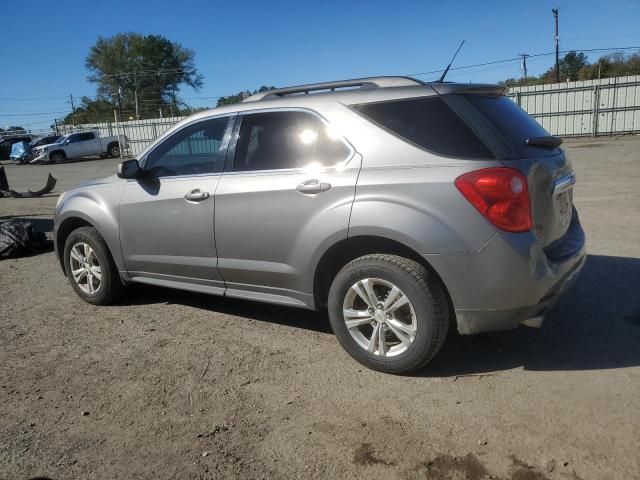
[34,142,63,150]
[75,174,121,190]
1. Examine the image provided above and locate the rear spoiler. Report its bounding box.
[429,83,507,96]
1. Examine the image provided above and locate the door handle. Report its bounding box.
[184,189,210,202]
[296,179,332,195]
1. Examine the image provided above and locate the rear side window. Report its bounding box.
[464,95,559,158]
[233,111,351,172]
[352,96,494,159]
[78,132,95,141]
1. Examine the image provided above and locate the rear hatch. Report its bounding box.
[451,92,577,250]
[350,87,580,253]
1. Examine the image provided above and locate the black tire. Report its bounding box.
[327,254,449,374]
[63,226,124,305]
[50,151,66,164]
[107,143,120,158]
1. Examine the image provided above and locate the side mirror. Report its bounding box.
[64,139,70,145]
[117,159,141,179]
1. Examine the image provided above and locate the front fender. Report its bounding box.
[54,184,125,272]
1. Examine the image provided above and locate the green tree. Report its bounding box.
[62,96,118,124]
[216,85,277,107]
[559,51,588,81]
[85,33,203,120]
[577,53,640,80]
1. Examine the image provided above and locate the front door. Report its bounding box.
[63,133,84,158]
[119,115,233,293]
[214,109,360,306]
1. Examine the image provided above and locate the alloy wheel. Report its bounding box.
[69,242,102,295]
[342,278,417,357]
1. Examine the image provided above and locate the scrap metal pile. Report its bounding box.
[0,166,56,198]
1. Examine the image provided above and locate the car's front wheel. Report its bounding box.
[328,254,449,374]
[50,151,66,164]
[63,226,124,305]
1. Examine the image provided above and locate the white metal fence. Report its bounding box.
[507,75,640,137]
[21,74,639,156]
[57,116,186,157]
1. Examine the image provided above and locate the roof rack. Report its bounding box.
[243,76,424,102]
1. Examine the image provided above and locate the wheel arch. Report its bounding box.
[49,149,66,160]
[55,212,124,278]
[107,141,119,156]
[55,216,96,272]
[313,235,454,316]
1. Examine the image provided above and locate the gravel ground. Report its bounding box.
[1,138,639,480]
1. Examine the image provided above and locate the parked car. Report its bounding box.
[53,76,586,373]
[31,134,62,149]
[9,135,62,164]
[0,135,32,160]
[31,131,127,163]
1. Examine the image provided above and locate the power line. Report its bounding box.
[0,111,69,117]
[3,45,640,122]
[0,96,69,101]
[407,46,640,78]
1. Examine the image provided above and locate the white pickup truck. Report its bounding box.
[31,131,128,163]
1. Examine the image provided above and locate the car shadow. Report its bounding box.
[119,284,332,334]
[424,254,640,375]
[116,254,640,373]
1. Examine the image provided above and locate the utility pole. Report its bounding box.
[552,8,560,83]
[133,74,140,120]
[116,81,124,126]
[69,94,77,125]
[519,53,530,85]
[54,119,59,135]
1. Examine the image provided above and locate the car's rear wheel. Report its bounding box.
[328,254,449,374]
[51,151,66,164]
[108,143,120,158]
[63,226,124,305]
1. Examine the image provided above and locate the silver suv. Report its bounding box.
[54,76,586,373]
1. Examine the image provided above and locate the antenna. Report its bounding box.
[437,40,466,83]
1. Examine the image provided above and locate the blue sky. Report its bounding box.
[1,0,639,130]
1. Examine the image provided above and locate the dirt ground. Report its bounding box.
[1,137,639,480]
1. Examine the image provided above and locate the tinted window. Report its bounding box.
[233,111,351,172]
[67,134,82,143]
[353,96,494,159]
[464,94,559,158]
[145,117,229,177]
[78,132,95,141]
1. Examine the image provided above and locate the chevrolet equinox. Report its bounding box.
[54,76,586,373]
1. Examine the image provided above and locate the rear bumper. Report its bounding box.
[424,215,586,334]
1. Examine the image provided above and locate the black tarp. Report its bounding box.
[0,220,53,259]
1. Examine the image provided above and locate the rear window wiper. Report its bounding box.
[525,136,563,148]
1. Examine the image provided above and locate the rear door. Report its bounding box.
[77,132,98,156]
[214,109,360,305]
[63,133,83,158]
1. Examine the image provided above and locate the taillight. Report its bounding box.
[455,168,532,232]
